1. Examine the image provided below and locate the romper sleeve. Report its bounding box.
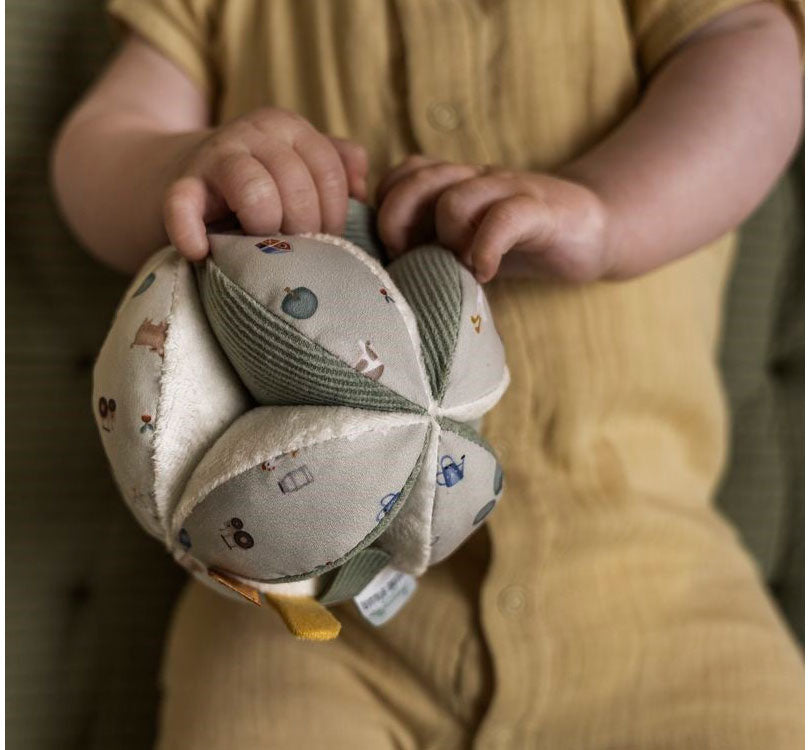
[625,0,803,75]
[105,0,220,100]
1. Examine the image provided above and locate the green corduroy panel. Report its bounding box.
[198,260,425,414]
[387,246,462,400]
[438,416,497,456]
[342,199,388,263]
[317,547,391,605]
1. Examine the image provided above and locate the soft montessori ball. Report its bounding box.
[92,200,509,637]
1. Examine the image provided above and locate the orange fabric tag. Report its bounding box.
[208,568,262,606]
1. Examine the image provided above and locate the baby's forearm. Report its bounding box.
[52,36,370,273]
[51,36,212,273]
[561,2,802,278]
[52,113,210,273]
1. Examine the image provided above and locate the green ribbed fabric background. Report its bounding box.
[387,246,462,400]
[4,0,803,747]
[715,147,805,642]
[342,199,388,263]
[318,548,392,606]
[6,4,186,749]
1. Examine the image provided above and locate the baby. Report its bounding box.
[52,1,803,748]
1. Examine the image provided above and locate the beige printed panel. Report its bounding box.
[92,249,178,539]
[175,410,430,583]
[375,423,440,575]
[440,268,508,419]
[92,249,250,540]
[428,428,504,566]
[208,233,430,408]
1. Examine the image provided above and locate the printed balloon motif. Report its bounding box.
[473,499,496,525]
[132,272,156,298]
[281,286,318,319]
[493,463,504,495]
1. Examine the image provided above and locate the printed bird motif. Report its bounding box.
[354,340,384,380]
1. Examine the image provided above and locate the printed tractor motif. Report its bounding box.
[354,340,384,381]
[436,454,466,487]
[219,517,255,550]
[255,238,292,254]
[131,318,169,358]
[98,396,117,432]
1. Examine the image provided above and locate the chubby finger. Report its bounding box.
[468,195,553,283]
[329,137,369,202]
[434,176,514,259]
[252,144,321,234]
[378,162,483,254]
[375,154,441,206]
[207,152,283,236]
[295,132,350,234]
[164,175,212,261]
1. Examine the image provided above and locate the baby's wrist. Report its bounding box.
[552,164,625,282]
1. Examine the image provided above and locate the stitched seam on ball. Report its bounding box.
[437,416,498,455]
[152,252,182,536]
[169,410,429,540]
[434,365,510,421]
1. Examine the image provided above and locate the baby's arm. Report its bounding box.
[51,35,367,273]
[377,2,802,283]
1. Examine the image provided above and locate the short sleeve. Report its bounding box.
[106,0,219,99]
[626,0,804,75]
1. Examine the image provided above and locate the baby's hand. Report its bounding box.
[164,108,368,260]
[376,155,610,283]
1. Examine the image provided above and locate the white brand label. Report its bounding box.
[354,567,417,626]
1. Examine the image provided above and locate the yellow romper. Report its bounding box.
[107,1,804,748]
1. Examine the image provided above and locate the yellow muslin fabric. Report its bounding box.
[106,1,804,747]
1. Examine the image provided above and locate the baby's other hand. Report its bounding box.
[164,108,368,260]
[376,156,611,283]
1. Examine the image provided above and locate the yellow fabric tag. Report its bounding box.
[264,593,342,641]
[207,568,262,606]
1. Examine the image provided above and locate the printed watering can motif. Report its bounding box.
[436,454,466,487]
